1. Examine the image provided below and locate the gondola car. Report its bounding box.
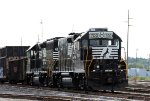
[26,28,128,91]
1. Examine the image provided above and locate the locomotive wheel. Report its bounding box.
[57,78,63,88]
[111,89,114,92]
[0,80,4,84]
[9,80,13,84]
[48,81,53,87]
[79,85,84,90]
[87,86,93,91]
[29,78,34,86]
[30,81,33,86]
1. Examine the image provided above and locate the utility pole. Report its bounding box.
[136,49,138,65]
[127,10,133,65]
[40,19,43,42]
[72,24,74,32]
[21,37,22,46]
[135,48,138,80]
[40,19,44,69]
[38,34,40,43]
[149,54,150,71]
[148,54,150,70]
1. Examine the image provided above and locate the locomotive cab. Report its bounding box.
[79,28,128,90]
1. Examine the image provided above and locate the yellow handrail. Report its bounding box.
[88,58,93,77]
[120,59,128,79]
[84,47,93,78]
[48,59,57,77]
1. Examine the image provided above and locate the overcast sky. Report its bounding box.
[0,0,150,58]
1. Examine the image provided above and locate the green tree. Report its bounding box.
[128,63,144,68]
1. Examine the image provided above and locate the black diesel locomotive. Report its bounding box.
[26,28,128,91]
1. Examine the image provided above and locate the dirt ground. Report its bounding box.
[0,98,38,101]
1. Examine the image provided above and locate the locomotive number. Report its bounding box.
[89,32,113,39]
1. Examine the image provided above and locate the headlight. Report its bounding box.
[118,65,121,68]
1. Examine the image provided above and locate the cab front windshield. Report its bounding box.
[89,39,119,46]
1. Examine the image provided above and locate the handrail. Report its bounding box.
[84,47,88,72]
[88,58,93,77]
[84,47,93,78]
[48,59,57,77]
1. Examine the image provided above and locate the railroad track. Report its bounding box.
[0,84,127,101]
[125,86,150,93]
[124,81,150,94]
[114,91,150,101]
[0,83,150,101]
[128,81,150,88]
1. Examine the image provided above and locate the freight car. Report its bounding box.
[8,58,27,84]
[0,46,29,83]
[26,28,128,91]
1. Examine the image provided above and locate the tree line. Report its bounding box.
[128,57,150,71]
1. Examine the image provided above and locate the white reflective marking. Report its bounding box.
[92,46,119,59]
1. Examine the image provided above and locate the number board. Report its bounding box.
[89,32,113,39]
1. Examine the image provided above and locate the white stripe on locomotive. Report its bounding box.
[68,44,73,56]
[53,51,59,60]
[92,46,119,59]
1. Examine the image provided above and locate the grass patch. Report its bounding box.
[128,76,150,81]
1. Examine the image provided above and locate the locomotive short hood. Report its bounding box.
[80,28,122,42]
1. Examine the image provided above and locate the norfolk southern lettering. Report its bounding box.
[89,31,113,39]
